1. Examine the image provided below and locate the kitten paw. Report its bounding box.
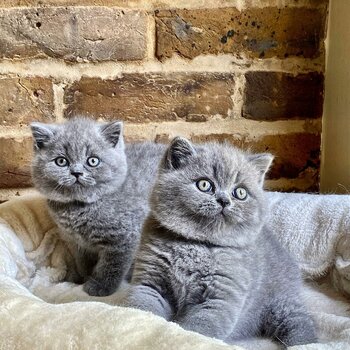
[83,279,117,296]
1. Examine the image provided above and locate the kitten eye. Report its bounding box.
[233,187,248,200]
[55,157,69,167]
[87,156,100,167]
[196,179,213,193]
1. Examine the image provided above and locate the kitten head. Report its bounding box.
[31,117,127,203]
[151,137,273,246]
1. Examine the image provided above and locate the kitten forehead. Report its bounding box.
[193,143,252,186]
[51,118,111,153]
[57,118,101,140]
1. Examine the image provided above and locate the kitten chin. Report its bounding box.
[41,188,99,204]
[151,206,263,248]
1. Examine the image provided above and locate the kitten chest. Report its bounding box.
[170,243,247,308]
[49,203,99,250]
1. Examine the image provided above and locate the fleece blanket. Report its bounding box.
[0,192,349,350]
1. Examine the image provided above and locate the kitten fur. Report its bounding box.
[128,137,317,347]
[31,117,165,296]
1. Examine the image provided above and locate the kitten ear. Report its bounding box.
[247,153,273,185]
[164,137,196,170]
[30,122,57,150]
[100,121,123,147]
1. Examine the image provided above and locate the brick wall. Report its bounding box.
[0,0,328,202]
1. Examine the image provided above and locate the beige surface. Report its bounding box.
[321,0,350,193]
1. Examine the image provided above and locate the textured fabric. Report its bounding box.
[266,192,350,297]
[0,193,350,349]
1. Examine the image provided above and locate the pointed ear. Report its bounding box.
[100,121,123,147]
[164,137,196,170]
[247,153,273,185]
[30,122,56,150]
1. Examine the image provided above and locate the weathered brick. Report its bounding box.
[156,7,327,60]
[191,133,321,180]
[0,136,32,188]
[64,73,236,122]
[0,77,54,127]
[243,72,324,120]
[249,133,320,179]
[0,7,147,62]
[0,0,330,6]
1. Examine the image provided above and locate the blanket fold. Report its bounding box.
[266,192,350,297]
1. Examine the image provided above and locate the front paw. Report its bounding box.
[83,279,117,297]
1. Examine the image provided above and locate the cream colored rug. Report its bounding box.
[0,193,349,350]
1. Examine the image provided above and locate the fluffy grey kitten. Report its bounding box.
[127,137,317,347]
[31,117,165,296]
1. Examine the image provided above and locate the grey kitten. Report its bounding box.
[127,137,317,347]
[31,117,165,296]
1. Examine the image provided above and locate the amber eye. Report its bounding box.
[55,157,69,167]
[233,187,248,200]
[196,179,213,193]
[87,156,100,167]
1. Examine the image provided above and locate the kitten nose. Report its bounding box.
[71,171,83,178]
[70,164,84,178]
[217,195,230,208]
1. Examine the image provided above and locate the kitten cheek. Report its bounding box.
[193,201,221,218]
[98,166,115,180]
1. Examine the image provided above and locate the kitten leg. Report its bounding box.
[124,262,134,282]
[263,296,317,348]
[67,245,97,284]
[83,247,132,296]
[65,269,84,285]
[176,299,237,340]
[64,243,84,284]
[126,285,173,320]
[76,248,97,280]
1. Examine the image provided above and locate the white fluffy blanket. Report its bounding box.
[0,192,350,350]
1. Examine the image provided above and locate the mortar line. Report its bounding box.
[146,11,156,60]
[53,83,66,122]
[0,56,325,83]
[0,118,321,138]
[230,73,246,119]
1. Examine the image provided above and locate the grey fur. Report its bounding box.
[31,117,165,296]
[128,137,317,347]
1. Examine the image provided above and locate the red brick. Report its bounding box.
[243,72,324,120]
[64,73,236,122]
[156,7,327,60]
